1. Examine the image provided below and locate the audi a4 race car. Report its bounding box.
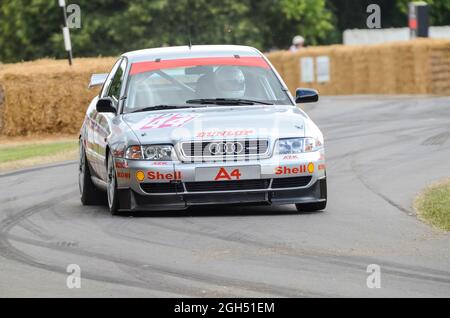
[79,45,327,215]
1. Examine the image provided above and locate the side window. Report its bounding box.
[108,59,127,102]
[101,59,122,98]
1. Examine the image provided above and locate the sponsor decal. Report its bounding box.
[135,171,145,182]
[151,161,169,166]
[115,161,128,169]
[140,113,198,130]
[275,162,315,175]
[275,165,307,175]
[196,129,255,138]
[113,150,125,158]
[215,168,242,181]
[282,155,299,160]
[148,170,182,181]
[117,172,130,179]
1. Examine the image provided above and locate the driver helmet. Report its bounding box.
[214,67,246,98]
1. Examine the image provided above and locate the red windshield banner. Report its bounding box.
[130,56,270,75]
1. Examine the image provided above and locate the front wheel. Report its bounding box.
[106,152,120,215]
[79,142,105,205]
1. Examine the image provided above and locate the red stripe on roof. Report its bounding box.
[130,56,270,75]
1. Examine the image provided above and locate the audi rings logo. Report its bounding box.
[208,142,244,155]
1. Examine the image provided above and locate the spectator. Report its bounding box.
[289,35,305,52]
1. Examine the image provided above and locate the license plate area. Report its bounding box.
[195,165,261,182]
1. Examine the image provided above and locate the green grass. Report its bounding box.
[0,140,78,163]
[416,180,450,231]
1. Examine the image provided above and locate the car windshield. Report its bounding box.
[124,58,292,113]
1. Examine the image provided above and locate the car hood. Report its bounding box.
[122,105,311,144]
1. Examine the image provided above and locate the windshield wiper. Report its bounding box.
[130,105,194,113]
[186,98,273,105]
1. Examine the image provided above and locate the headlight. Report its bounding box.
[125,145,175,161]
[277,138,322,154]
[125,145,143,159]
[143,145,174,161]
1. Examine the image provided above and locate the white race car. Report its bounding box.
[79,45,326,215]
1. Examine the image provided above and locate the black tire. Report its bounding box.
[79,143,105,205]
[295,201,327,212]
[106,152,120,215]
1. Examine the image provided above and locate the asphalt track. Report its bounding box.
[0,96,449,297]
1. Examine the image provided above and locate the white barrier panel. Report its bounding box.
[343,26,450,45]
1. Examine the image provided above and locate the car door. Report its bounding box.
[86,58,121,178]
[93,58,127,181]
[84,101,99,169]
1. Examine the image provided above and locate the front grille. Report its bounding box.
[185,179,270,192]
[271,176,312,188]
[140,177,312,194]
[140,182,183,194]
[180,139,269,161]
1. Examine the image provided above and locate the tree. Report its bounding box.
[0,0,61,62]
[396,0,450,26]
[249,0,335,48]
[0,0,336,62]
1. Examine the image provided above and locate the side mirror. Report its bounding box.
[96,97,116,113]
[88,73,109,89]
[295,88,319,103]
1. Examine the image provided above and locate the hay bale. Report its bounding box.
[265,51,286,79]
[332,46,355,94]
[0,83,4,133]
[268,45,341,95]
[428,41,450,95]
[267,39,450,96]
[0,57,116,136]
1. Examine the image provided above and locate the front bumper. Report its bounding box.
[117,177,327,211]
[114,151,326,211]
